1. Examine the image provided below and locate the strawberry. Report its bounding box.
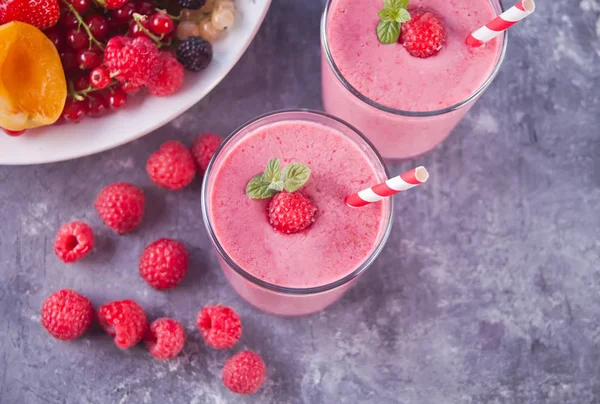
[0,0,60,30]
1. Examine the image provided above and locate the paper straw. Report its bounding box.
[466,0,536,47]
[346,166,429,208]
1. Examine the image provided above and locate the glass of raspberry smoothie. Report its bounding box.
[201,110,393,316]
[321,0,508,160]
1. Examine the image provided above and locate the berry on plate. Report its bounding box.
[267,191,317,234]
[94,182,145,234]
[191,133,222,173]
[104,36,160,88]
[146,141,196,190]
[41,289,94,340]
[176,36,213,72]
[54,221,94,263]
[197,305,242,349]
[400,7,446,58]
[0,0,60,30]
[146,52,185,97]
[98,299,148,349]
[145,318,186,360]
[139,239,189,290]
[222,351,266,395]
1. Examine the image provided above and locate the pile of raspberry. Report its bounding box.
[42,133,266,395]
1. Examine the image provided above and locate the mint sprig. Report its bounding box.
[245,158,312,199]
[377,0,411,44]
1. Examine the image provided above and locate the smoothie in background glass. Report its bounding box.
[202,110,392,316]
[321,0,507,159]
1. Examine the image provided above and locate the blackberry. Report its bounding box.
[176,37,213,72]
[177,0,206,10]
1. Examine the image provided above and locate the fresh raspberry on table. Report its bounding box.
[139,239,189,290]
[0,0,60,30]
[98,299,148,349]
[41,289,94,341]
[96,0,128,9]
[222,351,267,395]
[146,52,185,97]
[400,7,446,58]
[146,141,196,190]
[191,133,222,174]
[267,191,317,234]
[54,221,94,263]
[144,318,186,360]
[104,36,160,87]
[197,305,242,349]
[94,182,145,234]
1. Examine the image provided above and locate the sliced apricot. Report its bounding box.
[0,21,67,131]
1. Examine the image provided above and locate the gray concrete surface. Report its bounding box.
[1,0,599,403]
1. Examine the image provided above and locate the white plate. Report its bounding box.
[0,0,271,165]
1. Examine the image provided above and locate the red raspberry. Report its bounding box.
[0,0,60,30]
[97,0,127,9]
[144,318,186,359]
[267,191,317,234]
[41,289,94,341]
[139,239,189,290]
[191,133,222,174]
[54,221,94,263]
[197,305,242,349]
[400,7,446,58]
[222,351,266,395]
[146,141,196,190]
[98,300,148,349]
[146,52,184,97]
[104,36,160,87]
[94,182,145,234]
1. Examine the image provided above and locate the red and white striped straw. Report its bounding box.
[346,166,429,208]
[466,0,536,47]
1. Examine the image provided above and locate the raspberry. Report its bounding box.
[146,52,184,97]
[191,133,222,174]
[176,36,213,72]
[94,182,145,234]
[197,305,242,349]
[41,289,94,341]
[139,239,189,290]
[54,221,94,263]
[144,318,186,360]
[104,36,160,87]
[146,141,196,190]
[267,192,317,234]
[222,351,266,395]
[98,300,148,349]
[400,7,447,58]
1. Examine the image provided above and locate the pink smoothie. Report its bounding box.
[208,119,386,289]
[321,0,505,159]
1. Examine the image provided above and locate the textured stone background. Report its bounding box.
[1,0,599,403]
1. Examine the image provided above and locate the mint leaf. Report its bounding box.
[282,163,311,192]
[264,158,281,183]
[377,20,400,44]
[268,181,284,192]
[396,8,411,23]
[384,0,408,9]
[246,174,276,199]
[378,8,398,22]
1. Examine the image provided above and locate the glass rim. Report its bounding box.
[320,0,509,117]
[201,109,394,296]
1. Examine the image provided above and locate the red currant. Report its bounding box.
[135,0,155,16]
[68,0,90,14]
[60,51,78,73]
[73,75,90,91]
[87,93,109,116]
[107,88,128,108]
[90,66,111,89]
[3,128,26,137]
[66,28,89,51]
[85,15,109,40]
[62,99,88,123]
[128,19,152,39]
[60,12,79,29]
[149,13,174,36]
[114,3,135,23]
[44,27,65,52]
[77,49,102,70]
